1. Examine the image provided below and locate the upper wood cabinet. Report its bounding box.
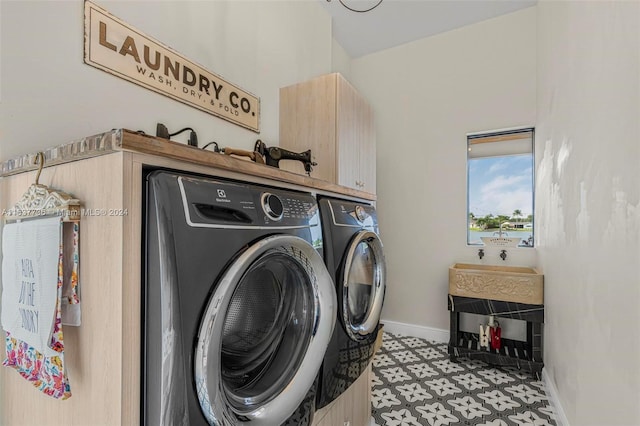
[279,73,376,194]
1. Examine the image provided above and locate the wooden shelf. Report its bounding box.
[1,129,376,201]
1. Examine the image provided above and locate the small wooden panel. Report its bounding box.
[120,153,142,425]
[312,364,372,426]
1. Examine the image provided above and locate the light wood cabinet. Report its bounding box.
[0,130,373,425]
[280,73,376,194]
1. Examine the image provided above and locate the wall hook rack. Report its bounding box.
[3,152,82,223]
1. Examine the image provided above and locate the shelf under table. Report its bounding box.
[447,295,544,378]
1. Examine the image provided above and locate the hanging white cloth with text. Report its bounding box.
[1,216,62,356]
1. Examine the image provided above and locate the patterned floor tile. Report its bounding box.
[371,332,556,426]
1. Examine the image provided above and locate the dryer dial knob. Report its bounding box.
[262,193,284,221]
[355,205,367,222]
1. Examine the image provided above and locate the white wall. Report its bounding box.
[0,0,332,160]
[351,8,537,332]
[536,1,640,424]
[331,37,352,81]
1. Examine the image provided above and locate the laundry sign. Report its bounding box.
[83,1,260,132]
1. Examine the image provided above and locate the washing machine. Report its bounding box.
[316,196,386,409]
[143,170,336,425]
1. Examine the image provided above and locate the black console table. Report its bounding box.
[447,295,544,378]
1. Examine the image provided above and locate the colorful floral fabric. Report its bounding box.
[3,229,71,399]
[62,222,81,326]
[3,333,70,399]
[66,222,80,306]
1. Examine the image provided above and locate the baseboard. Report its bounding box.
[380,319,449,343]
[541,368,570,426]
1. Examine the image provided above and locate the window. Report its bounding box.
[467,128,534,247]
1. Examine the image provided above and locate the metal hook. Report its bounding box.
[35,152,45,185]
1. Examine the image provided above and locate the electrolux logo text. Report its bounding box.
[215,189,230,203]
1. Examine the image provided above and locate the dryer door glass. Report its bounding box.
[343,231,386,340]
[347,242,375,324]
[194,235,336,425]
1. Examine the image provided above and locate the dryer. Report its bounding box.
[143,170,336,425]
[316,196,386,409]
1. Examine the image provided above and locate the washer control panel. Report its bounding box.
[179,175,318,227]
[279,196,317,221]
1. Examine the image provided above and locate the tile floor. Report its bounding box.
[370,332,557,426]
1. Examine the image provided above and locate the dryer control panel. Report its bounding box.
[328,200,378,231]
[177,175,319,228]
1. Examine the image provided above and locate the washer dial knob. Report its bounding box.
[355,205,367,222]
[262,193,284,221]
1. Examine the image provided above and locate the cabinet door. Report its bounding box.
[357,98,376,194]
[279,74,337,182]
[336,76,376,193]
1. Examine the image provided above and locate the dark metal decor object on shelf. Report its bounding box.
[156,123,198,147]
[254,140,317,176]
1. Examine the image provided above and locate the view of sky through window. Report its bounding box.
[468,154,533,219]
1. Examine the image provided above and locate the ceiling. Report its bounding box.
[319,0,537,58]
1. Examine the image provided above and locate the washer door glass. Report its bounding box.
[342,231,386,340]
[194,235,335,426]
[221,252,311,407]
